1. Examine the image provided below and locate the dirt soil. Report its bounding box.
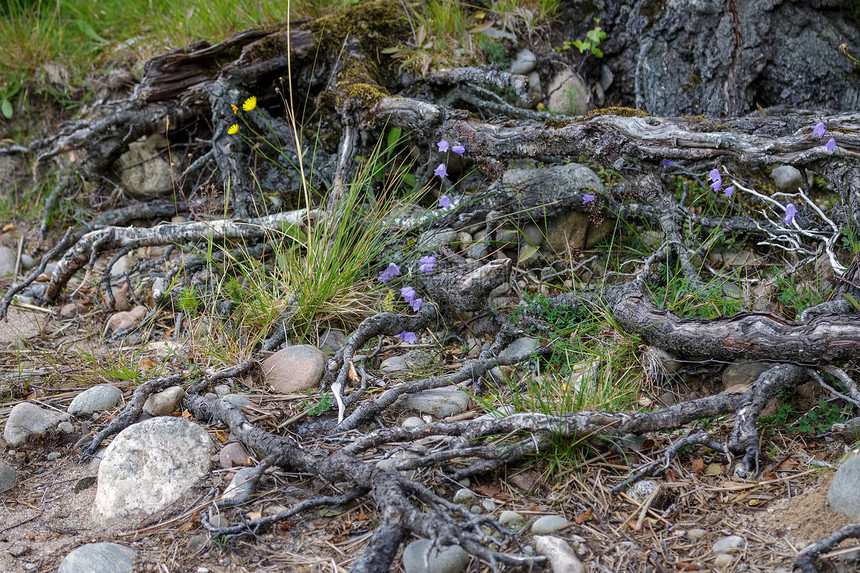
[0,300,858,573]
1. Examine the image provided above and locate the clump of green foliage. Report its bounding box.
[560,18,606,58]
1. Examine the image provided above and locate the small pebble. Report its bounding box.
[499,510,525,527]
[46,452,61,461]
[712,535,746,555]
[687,528,707,540]
[531,515,569,534]
[453,488,475,503]
[714,553,735,569]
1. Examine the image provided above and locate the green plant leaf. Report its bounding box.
[74,20,109,46]
[591,47,603,58]
[0,99,11,119]
[572,39,589,54]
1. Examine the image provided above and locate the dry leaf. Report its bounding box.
[475,485,514,501]
[691,457,705,474]
[2,223,14,232]
[675,562,700,571]
[247,511,262,520]
[575,508,593,524]
[704,463,723,475]
[778,458,798,470]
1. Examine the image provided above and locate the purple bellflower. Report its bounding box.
[724,186,735,198]
[396,331,417,343]
[437,139,449,152]
[434,163,448,178]
[583,194,595,204]
[452,144,465,156]
[377,262,401,283]
[708,168,722,192]
[784,204,797,225]
[813,122,826,139]
[825,138,837,152]
[419,256,436,272]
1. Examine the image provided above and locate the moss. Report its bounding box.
[543,119,574,129]
[339,82,389,107]
[580,106,651,119]
[335,56,389,107]
[305,0,409,54]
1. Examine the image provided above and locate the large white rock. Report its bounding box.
[3,402,71,446]
[92,417,212,524]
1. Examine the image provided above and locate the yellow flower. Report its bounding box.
[227,124,238,135]
[230,104,238,114]
[242,96,257,112]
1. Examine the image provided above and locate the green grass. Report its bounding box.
[174,132,430,363]
[0,0,355,126]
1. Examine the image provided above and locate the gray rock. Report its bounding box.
[19,254,35,270]
[402,388,470,418]
[499,510,525,527]
[0,461,16,493]
[92,417,212,523]
[527,71,543,101]
[531,515,569,535]
[262,345,326,393]
[481,498,496,512]
[213,384,231,398]
[143,386,186,416]
[223,467,258,504]
[453,488,475,503]
[58,542,137,573]
[402,416,426,428]
[381,356,409,372]
[466,239,489,260]
[627,480,660,503]
[87,447,107,471]
[712,535,746,555]
[498,337,539,362]
[58,421,75,433]
[533,535,586,573]
[117,134,174,197]
[222,394,252,409]
[402,538,469,573]
[599,65,614,91]
[0,246,16,277]
[686,528,708,541]
[829,454,860,522]
[319,329,346,352]
[68,385,123,416]
[186,533,208,555]
[714,553,735,569]
[771,165,804,192]
[722,363,773,391]
[546,70,589,115]
[418,228,460,251]
[3,402,71,446]
[510,49,537,75]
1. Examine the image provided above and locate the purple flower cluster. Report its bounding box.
[814,122,837,152]
[377,248,442,344]
[708,168,734,198]
[435,139,467,180]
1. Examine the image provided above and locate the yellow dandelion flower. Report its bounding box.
[227,124,239,135]
[230,104,238,114]
[242,96,257,112]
